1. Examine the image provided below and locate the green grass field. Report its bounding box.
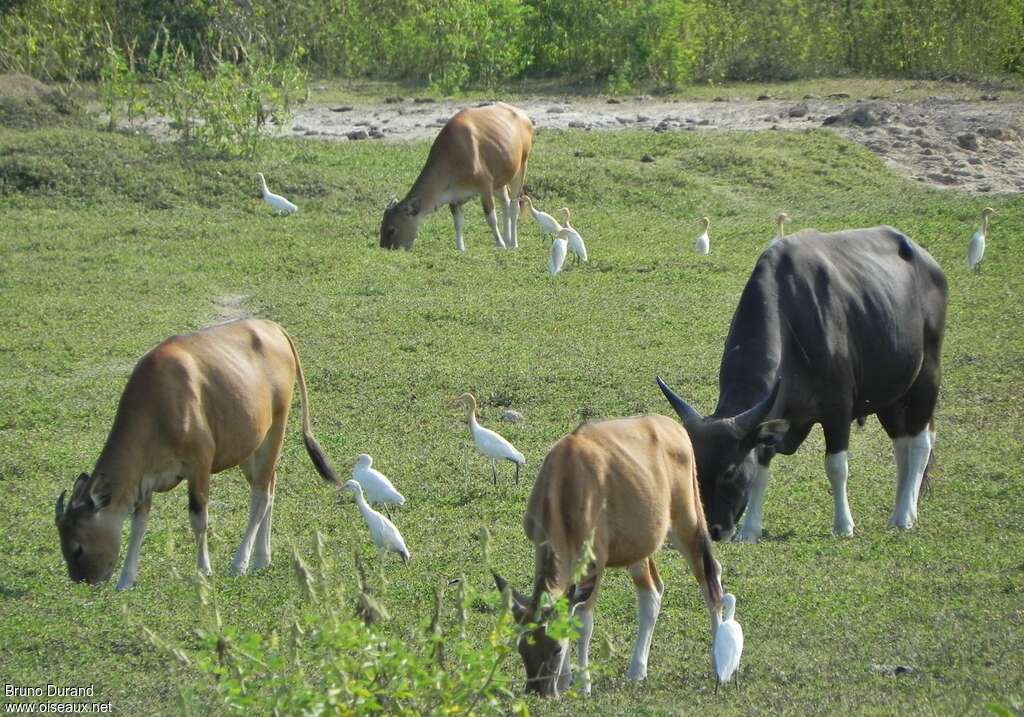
[1,110,1023,715]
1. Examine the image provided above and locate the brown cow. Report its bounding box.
[494,415,724,697]
[380,102,533,251]
[55,319,341,590]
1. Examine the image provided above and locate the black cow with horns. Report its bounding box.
[658,226,947,542]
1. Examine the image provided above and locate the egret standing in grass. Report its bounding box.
[520,196,562,242]
[966,207,996,271]
[695,216,711,255]
[548,231,569,275]
[713,593,744,693]
[344,480,410,563]
[351,454,405,517]
[256,172,297,215]
[456,393,525,485]
[560,208,588,264]
[769,212,790,247]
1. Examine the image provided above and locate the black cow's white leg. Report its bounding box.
[627,560,662,681]
[574,607,595,696]
[889,428,931,529]
[825,451,855,536]
[736,456,770,542]
[116,496,151,591]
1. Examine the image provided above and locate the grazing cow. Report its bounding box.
[55,319,342,590]
[658,226,947,542]
[380,102,533,251]
[493,415,723,697]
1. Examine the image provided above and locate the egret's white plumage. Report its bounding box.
[713,593,744,692]
[769,212,790,247]
[344,480,410,562]
[966,207,996,271]
[457,393,525,485]
[548,232,569,275]
[351,454,405,510]
[256,172,297,215]
[520,196,563,240]
[695,216,711,255]
[560,208,588,264]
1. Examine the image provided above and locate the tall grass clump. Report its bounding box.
[150,534,583,715]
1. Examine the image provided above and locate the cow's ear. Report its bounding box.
[568,581,596,614]
[494,572,530,622]
[405,198,421,215]
[756,419,789,447]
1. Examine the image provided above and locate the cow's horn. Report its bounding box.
[732,379,782,434]
[55,490,66,523]
[656,376,703,425]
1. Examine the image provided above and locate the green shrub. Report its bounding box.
[145,538,581,715]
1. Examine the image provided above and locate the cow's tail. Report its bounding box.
[281,328,342,486]
[689,454,722,608]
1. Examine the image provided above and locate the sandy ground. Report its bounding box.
[135,93,1024,195]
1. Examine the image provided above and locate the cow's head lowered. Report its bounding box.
[55,473,119,584]
[379,198,419,250]
[657,377,788,541]
[492,544,594,697]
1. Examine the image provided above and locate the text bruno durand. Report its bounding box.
[3,685,112,714]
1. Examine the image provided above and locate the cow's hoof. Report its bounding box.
[251,554,271,570]
[229,561,249,576]
[832,523,855,537]
[627,662,648,681]
[733,529,761,544]
[887,516,913,530]
[115,579,135,592]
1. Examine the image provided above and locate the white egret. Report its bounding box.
[351,454,405,516]
[256,172,298,215]
[769,212,790,247]
[560,208,588,264]
[344,480,410,562]
[695,216,711,255]
[456,393,525,485]
[520,196,563,241]
[548,231,569,275]
[713,593,744,693]
[966,207,996,271]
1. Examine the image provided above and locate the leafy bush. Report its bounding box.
[2,0,1022,92]
[146,536,584,715]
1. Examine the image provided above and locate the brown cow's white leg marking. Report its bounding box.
[889,428,931,529]
[450,203,466,253]
[231,488,271,575]
[825,451,855,536]
[500,186,517,249]
[190,506,212,576]
[735,462,770,542]
[252,490,274,570]
[627,561,662,681]
[115,499,150,591]
[574,607,595,696]
[485,210,506,248]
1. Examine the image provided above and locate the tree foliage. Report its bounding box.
[2,0,1022,90]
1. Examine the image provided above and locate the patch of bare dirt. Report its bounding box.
[127,92,1024,196]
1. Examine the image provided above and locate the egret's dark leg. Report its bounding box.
[491,460,498,486]
[515,461,520,485]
